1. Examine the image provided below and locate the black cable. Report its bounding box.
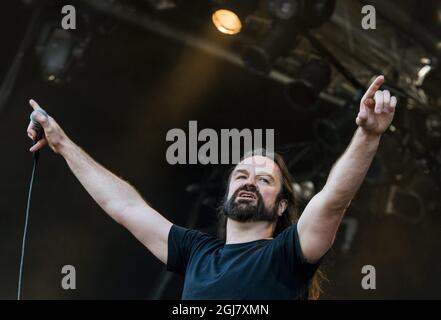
[17,147,40,300]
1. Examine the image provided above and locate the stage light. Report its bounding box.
[303,0,336,29]
[212,9,242,35]
[420,57,431,65]
[242,0,335,75]
[386,174,440,223]
[211,0,257,35]
[313,101,359,153]
[242,20,299,74]
[268,0,301,20]
[37,27,76,83]
[268,0,335,26]
[418,65,432,80]
[285,59,332,111]
[242,0,301,74]
[415,61,441,100]
[35,20,90,84]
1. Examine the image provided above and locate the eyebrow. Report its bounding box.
[232,169,275,182]
[232,169,249,176]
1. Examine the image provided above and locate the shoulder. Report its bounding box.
[169,224,221,249]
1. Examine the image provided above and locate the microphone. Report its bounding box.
[29,108,48,142]
[29,108,49,161]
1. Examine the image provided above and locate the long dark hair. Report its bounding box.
[217,149,326,299]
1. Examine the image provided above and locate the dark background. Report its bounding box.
[0,1,440,299]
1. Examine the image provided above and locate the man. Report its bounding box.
[26,75,397,299]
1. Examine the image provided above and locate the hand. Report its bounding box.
[356,75,397,136]
[26,99,68,153]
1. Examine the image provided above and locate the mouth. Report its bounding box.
[236,191,257,201]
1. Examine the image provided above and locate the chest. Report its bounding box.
[182,247,296,299]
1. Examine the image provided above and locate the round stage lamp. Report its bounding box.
[212,8,242,35]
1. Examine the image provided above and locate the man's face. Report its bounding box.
[223,155,285,223]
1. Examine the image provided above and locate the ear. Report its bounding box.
[277,199,288,217]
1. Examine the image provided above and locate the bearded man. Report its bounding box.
[26,75,396,299]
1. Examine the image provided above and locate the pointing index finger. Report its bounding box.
[29,99,40,110]
[363,75,385,101]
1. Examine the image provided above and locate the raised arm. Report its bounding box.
[26,99,173,264]
[297,76,397,262]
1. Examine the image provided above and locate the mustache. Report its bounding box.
[231,185,262,201]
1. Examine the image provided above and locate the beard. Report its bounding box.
[222,185,279,223]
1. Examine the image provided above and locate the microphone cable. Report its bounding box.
[17,146,40,300]
[17,108,46,300]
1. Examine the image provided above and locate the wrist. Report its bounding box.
[59,136,76,158]
[357,126,382,141]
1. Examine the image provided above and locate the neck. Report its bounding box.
[225,219,274,244]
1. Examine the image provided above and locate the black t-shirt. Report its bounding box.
[167,223,322,300]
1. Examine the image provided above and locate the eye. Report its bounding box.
[236,175,246,180]
[259,177,270,183]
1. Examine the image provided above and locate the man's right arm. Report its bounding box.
[27,99,173,264]
[61,141,173,264]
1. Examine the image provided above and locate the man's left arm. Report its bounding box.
[297,75,397,263]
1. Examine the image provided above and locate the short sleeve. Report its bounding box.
[274,223,324,279]
[167,224,214,276]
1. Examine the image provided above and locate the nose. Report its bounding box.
[242,182,257,193]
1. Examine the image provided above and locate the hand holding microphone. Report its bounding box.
[26,99,69,154]
[29,105,48,142]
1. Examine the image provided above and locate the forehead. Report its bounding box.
[232,155,280,177]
